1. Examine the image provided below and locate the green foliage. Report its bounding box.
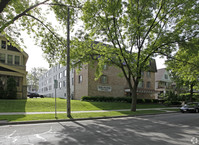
[0,80,6,99]
[6,77,17,99]
[166,38,199,98]
[81,96,161,104]
[163,101,181,106]
[179,93,199,102]
[164,91,179,101]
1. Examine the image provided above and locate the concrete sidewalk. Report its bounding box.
[0,107,178,115]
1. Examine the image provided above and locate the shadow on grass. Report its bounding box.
[0,99,27,121]
[83,101,165,111]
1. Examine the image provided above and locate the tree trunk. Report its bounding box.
[131,81,138,112]
[190,83,194,102]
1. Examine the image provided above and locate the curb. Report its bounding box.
[0,111,179,126]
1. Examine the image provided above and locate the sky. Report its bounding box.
[24,34,166,72]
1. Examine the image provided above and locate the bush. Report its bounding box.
[179,93,199,102]
[6,77,17,99]
[81,96,160,104]
[0,80,6,99]
[163,101,181,106]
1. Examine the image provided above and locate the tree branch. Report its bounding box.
[25,14,66,48]
[0,0,50,33]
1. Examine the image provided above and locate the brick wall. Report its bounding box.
[74,63,157,100]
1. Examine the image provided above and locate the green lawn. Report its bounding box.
[0,110,166,122]
[0,98,166,112]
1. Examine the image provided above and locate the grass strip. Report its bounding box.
[0,98,166,112]
[0,110,166,122]
[162,109,179,112]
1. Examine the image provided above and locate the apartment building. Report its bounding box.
[155,68,174,98]
[74,60,157,100]
[0,34,28,99]
[38,64,74,98]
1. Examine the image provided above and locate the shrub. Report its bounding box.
[0,80,6,99]
[179,93,199,102]
[6,77,17,99]
[163,100,181,106]
[81,96,160,104]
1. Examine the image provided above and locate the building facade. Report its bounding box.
[39,60,157,100]
[0,34,28,99]
[38,64,74,98]
[155,68,174,98]
[74,60,157,100]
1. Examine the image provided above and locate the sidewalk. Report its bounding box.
[0,107,178,115]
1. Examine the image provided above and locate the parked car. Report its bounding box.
[28,92,44,98]
[180,102,199,113]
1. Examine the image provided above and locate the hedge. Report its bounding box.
[81,96,163,104]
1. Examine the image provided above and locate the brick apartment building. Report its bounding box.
[74,60,157,100]
[38,60,157,100]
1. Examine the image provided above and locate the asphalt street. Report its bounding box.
[0,113,198,145]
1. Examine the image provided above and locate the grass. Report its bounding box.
[0,98,166,112]
[0,110,166,122]
[162,109,180,112]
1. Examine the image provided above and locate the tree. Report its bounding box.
[27,67,48,92]
[6,77,17,99]
[0,0,80,118]
[166,38,199,101]
[40,0,199,111]
[73,0,199,111]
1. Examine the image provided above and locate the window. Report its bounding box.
[59,82,62,88]
[72,78,74,85]
[101,75,107,84]
[165,74,168,79]
[1,40,6,49]
[15,56,20,65]
[78,75,83,83]
[103,64,108,70]
[147,72,151,78]
[7,55,13,65]
[63,81,66,87]
[138,81,144,88]
[0,53,5,63]
[147,81,151,88]
[49,78,52,83]
[59,72,62,79]
[64,70,66,77]
[49,85,52,90]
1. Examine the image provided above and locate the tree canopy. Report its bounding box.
[166,38,199,101]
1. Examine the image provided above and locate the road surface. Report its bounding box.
[0,113,198,145]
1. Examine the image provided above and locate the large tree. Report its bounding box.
[41,0,198,111]
[166,38,199,101]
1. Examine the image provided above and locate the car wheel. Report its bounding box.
[195,109,199,113]
[181,110,184,113]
